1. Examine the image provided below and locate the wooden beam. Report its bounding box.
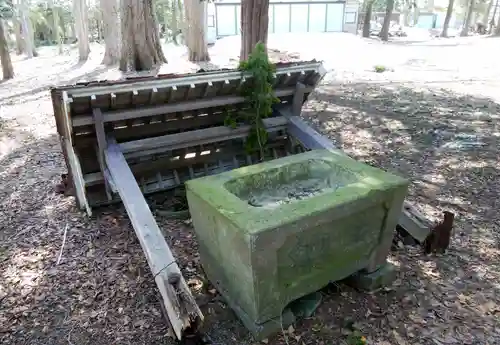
[93,108,112,200]
[72,87,312,127]
[83,138,289,187]
[120,116,288,158]
[292,82,307,116]
[66,63,324,98]
[277,107,341,152]
[104,140,203,340]
[64,138,92,216]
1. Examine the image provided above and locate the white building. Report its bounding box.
[206,0,360,43]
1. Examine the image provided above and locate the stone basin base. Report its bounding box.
[186,150,408,339]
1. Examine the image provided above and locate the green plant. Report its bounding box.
[225,42,279,158]
[374,65,387,73]
[346,330,367,345]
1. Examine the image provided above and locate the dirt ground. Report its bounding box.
[1,35,499,345]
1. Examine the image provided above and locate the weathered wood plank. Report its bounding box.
[92,108,112,200]
[120,116,288,157]
[76,112,229,147]
[277,107,341,152]
[399,204,431,243]
[66,63,323,98]
[64,138,92,216]
[72,87,311,127]
[104,141,203,339]
[84,137,289,187]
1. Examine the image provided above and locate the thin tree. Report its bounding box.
[0,21,12,79]
[170,0,179,44]
[13,13,23,54]
[362,0,373,37]
[240,0,269,61]
[495,4,500,34]
[74,0,90,61]
[100,0,120,65]
[120,0,167,72]
[184,0,209,62]
[489,0,499,33]
[19,0,35,58]
[379,0,395,41]
[460,0,475,36]
[440,0,455,37]
[49,0,63,54]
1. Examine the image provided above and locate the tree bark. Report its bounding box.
[482,0,493,24]
[184,0,210,62]
[460,0,474,36]
[240,0,269,62]
[119,0,167,72]
[101,0,121,65]
[20,0,35,58]
[400,0,410,26]
[49,0,63,54]
[379,0,394,41]
[13,15,23,55]
[362,0,373,37]
[0,19,14,80]
[495,5,500,35]
[489,0,499,33]
[170,0,179,44]
[74,0,90,61]
[440,0,455,37]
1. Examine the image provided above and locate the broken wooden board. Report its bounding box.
[104,140,203,340]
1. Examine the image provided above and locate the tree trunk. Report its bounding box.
[13,15,23,55]
[20,0,35,58]
[240,0,269,62]
[489,0,499,33]
[49,0,63,54]
[460,0,474,36]
[74,0,90,61]
[440,0,455,37]
[413,6,419,25]
[184,0,210,62]
[0,19,14,80]
[379,0,395,41]
[400,1,410,26]
[170,0,179,44]
[362,0,373,37]
[495,5,500,35]
[119,0,167,72]
[101,0,121,65]
[482,0,493,24]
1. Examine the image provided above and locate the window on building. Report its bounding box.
[208,15,215,27]
[344,12,356,24]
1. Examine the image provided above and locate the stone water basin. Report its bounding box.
[186,149,408,337]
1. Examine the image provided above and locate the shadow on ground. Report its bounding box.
[0,65,113,107]
[1,81,499,345]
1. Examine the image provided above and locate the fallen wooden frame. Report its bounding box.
[50,61,431,341]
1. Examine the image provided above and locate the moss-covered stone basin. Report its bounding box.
[186,149,408,338]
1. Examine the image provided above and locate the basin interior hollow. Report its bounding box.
[224,159,359,208]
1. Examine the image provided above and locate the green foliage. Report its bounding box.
[374,64,387,73]
[0,0,14,19]
[346,331,367,345]
[226,42,279,158]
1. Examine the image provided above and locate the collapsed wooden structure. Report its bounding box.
[50,61,430,339]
